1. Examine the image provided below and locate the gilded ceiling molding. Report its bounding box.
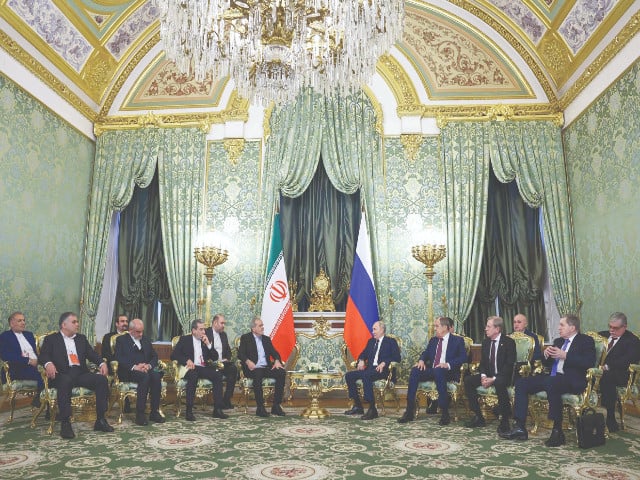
[263,103,274,140]
[362,85,384,136]
[447,0,558,106]
[0,30,96,121]
[82,47,117,100]
[559,10,640,112]
[433,104,564,128]
[538,32,572,85]
[223,138,245,165]
[400,134,424,162]
[376,54,422,116]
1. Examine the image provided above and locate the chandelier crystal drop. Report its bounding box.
[155,0,404,106]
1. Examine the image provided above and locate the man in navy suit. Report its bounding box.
[238,316,286,417]
[398,316,467,426]
[598,312,640,432]
[0,311,43,406]
[114,318,165,426]
[39,312,114,439]
[344,320,401,420]
[205,313,237,409]
[171,319,228,421]
[513,313,543,362]
[501,314,596,447]
[464,316,517,434]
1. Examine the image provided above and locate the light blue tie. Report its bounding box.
[550,338,570,376]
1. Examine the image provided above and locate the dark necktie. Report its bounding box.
[489,340,496,376]
[607,337,617,352]
[372,339,380,365]
[551,338,570,376]
[434,338,443,364]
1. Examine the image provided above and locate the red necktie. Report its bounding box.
[434,338,443,364]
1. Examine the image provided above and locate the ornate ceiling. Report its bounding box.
[0,0,638,136]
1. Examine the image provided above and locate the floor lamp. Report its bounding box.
[194,246,228,325]
[412,244,446,339]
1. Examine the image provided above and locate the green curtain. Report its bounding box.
[466,167,547,341]
[81,128,205,340]
[261,91,386,317]
[114,171,179,340]
[441,123,491,331]
[488,121,579,316]
[279,159,361,311]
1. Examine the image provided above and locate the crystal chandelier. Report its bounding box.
[155,0,404,106]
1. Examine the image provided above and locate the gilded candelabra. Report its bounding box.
[412,244,447,339]
[194,246,229,325]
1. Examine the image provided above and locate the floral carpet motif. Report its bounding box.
[0,407,639,479]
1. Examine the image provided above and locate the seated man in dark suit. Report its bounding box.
[39,312,114,439]
[501,314,596,447]
[238,316,286,417]
[171,319,228,421]
[205,313,238,409]
[513,313,543,362]
[101,314,128,375]
[114,318,165,426]
[464,316,516,434]
[598,312,640,432]
[0,311,44,406]
[398,316,467,426]
[344,320,401,421]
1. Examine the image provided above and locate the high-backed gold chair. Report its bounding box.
[0,358,40,422]
[529,331,607,433]
[475,332,534,418]
[613,363,640,430]
[414,334,473,420]
[235,337,300,413]
[30,332,98,435]
[171,335,216,417]
[109,332,167,423]
[343,334,403,416]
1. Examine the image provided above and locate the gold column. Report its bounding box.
[194,246,229,325]
[412,244,447,339]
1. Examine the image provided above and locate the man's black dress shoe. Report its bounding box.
[607,417,620,432]
[344,406,364,416]
[544,428,565,447]
[149,411,166,423]
[497,420,511,435]
[438,412,451,426]
[135,412,148,426]
[212,408,229,419]
[271,404,286,416]
[60,420,75,439]
[397,410,415,423]
[185,409,196,421]
[499,425,528,441]
[256,406,270,417]
[94,418,114,432]
[464,415,486,428]
[361,406,378,420]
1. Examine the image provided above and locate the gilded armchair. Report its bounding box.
[614,363,640,430]
[0,358,40,422]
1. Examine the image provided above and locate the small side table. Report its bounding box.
[288,371,343,419]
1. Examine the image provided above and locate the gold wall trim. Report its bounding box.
[0,30,96,122]
[377,53,422,116]
[362,85,384,136]
[559,10,640,114]
[400,134,424,162]
[223,138,245,165]
[448,0,558,106]
[433,104,563,128]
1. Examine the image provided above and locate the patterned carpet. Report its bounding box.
[1,405,640,479]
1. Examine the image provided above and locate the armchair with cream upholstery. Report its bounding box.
[0,358,40,422]
[30,332,98,435]
[414,334,473,420]
[528,331,607,433]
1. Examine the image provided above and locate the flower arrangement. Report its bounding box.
[306,362,324,373]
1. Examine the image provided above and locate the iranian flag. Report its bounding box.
[261,213,296,361]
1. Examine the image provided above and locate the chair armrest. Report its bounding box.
[37,364,50,390]
[468,362,479,375]
[110,361,120,383]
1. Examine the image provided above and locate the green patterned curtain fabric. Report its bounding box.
[441,123,491,330]
[488,121,579,316]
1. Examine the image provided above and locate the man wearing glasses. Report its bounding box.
[598,312,640,432]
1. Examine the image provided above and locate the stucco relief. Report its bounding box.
[403,11,519,93]
[559,0,617,54]
[489,0,546,44]
[8,0,92,72]
[106,0,159,60]
[138,61,215,99]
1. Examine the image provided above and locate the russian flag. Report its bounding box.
[344,215,379,359]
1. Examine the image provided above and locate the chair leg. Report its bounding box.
[618,398,626,430]
[7,391,17,423]
[47,402,57,435]
[30,402,46,428]
[175,389,182,418]
[118,394,125,424]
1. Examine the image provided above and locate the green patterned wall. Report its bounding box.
[564,60,640,333]
[0,75,94,334]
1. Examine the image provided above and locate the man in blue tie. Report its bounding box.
[501,314,596,446]
[398,316,467,426]
[344,321,401,420]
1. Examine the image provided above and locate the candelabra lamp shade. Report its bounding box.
[194,246,229,324]
[412,244,447,338]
